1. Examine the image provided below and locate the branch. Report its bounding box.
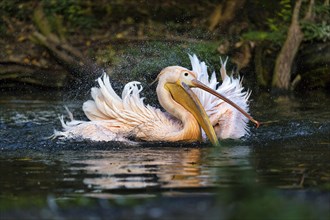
[208,0,246,31]
[31,31,102,82]
[292,0,303,24]
[303,0,315,21]
[272,0,305,90]
[0,61,68,87]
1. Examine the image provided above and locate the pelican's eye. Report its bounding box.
[184,72,189,77]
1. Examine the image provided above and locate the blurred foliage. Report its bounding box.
[242,0,291,44]
[0,0,33,20]
[241,0,330,91]
[242,31,284,43]
[41,0,98,31]
[302,21,330,42]
[0,1,32,35]
[0,0,329,91]
[95,45,117,66]
[111,41,221,83]
[2,0,328,42]
[243,0,330,43]
[301,3,330,42]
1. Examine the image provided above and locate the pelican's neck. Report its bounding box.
[156,82,201,142]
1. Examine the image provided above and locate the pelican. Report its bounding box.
[54,54,259,146]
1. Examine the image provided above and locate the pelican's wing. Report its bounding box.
[189,54,251,139]
[57,73,181,142]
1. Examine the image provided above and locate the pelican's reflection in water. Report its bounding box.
[69,146,251,191]
[73,148,204,190]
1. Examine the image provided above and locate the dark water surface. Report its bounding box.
[0,91,329,219]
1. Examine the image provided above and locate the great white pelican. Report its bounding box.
[54,54,259,146]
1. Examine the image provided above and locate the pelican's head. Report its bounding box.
[155,66,197,86]
[153,66,218,145]
[153,66,260,146]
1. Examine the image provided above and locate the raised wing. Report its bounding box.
[56,73,180,142]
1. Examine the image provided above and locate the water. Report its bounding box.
[0,91,329,219]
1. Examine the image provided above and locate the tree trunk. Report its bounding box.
[208,0,246,31]
[272,0,315,91]
[272,0,304,90]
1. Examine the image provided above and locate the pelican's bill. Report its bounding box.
[165,82,220,146]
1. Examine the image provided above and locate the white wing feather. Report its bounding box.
[189,54,250,139]
[55,74,180,142]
